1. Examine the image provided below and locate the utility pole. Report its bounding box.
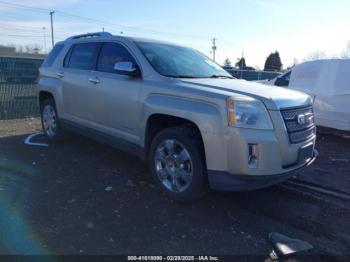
[240,51,244,79]
[211,38,217,61]
[42,27,47,54]
[50,11,55,48]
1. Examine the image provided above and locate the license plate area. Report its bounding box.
[298,143,314,164]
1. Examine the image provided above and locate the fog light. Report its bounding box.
[248,144,259,168]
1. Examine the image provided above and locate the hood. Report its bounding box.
[180,78,312,110]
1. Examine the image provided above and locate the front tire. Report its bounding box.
[149,126,208,202]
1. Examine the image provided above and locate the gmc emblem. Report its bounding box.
[297,114,306,125]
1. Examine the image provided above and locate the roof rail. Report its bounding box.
[66,32,112,41]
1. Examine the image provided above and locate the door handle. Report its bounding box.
[88,77,100,84]
[57,72,64,78]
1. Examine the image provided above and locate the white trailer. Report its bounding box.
[259,59,350,131]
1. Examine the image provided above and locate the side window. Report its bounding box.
[63,46,73,68]
[275,71,291,87]
[97,42,137,73]
[67,43,99,70]
[42,44,64,68]
[284,71,291,82]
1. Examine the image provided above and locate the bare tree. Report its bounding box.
[25,45,32,53]
[303,50,328,62]
[254,65,261,71]
[23,44,42,54]
[293,58,299,66]
[340,41,350,58]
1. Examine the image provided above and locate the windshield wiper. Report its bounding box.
[164,75,199,78]
[209,75,233,79]
[164,74,233,79]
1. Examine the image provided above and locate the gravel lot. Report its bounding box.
[0,118,349,260]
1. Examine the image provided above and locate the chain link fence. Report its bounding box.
[0,57,281,120]
[226,69,281,81]
[0,56,43,120]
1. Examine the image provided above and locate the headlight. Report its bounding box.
[227,96,273,130]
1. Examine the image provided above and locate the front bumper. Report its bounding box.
[208,149,318,191]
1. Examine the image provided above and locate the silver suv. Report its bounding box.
[38,32,317,202]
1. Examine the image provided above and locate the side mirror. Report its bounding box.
[113,61,140,77]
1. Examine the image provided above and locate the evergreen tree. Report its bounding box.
[235,57,246,69]
[264,51,282,71]
[223,58,232,68]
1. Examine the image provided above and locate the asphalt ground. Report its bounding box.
[296,128,350,194]
[0,118,349,260]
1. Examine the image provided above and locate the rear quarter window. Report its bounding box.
[41,44,64,68]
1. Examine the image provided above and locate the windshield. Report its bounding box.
[136,41,233,78]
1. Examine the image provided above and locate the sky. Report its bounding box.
[0,0,349,69]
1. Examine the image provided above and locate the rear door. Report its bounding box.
[61,42,101,124]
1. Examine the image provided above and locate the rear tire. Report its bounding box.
[40,97,66,142]
[149,126,208,202]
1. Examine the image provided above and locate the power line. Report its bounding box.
[0,29,69,38]
[0,0,211,40]
[221,39,242,49]
[0,33,45,37]
[50,11,55,47]
[0,8,115,34]
[0,23,70,35]
[0,0,246,62]
[56,11,210,39]
[211,38,217,61]
[0,25,43,32]
[0,0,49,12]
[0,11,48,21]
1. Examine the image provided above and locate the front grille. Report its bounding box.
[281,106,316,144]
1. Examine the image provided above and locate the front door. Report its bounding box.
[88,42,143,144]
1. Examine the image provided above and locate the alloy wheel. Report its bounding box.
[42,104,57,138]
[154,139,193,193]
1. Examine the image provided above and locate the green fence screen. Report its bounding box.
[0,57,43,120]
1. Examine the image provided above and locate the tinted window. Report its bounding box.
[284,71,291,82]
[67,43,99,70]
[275,71,291,87]
[42,44,64,68]
[97,42,137,73]
[63,46,73,67]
